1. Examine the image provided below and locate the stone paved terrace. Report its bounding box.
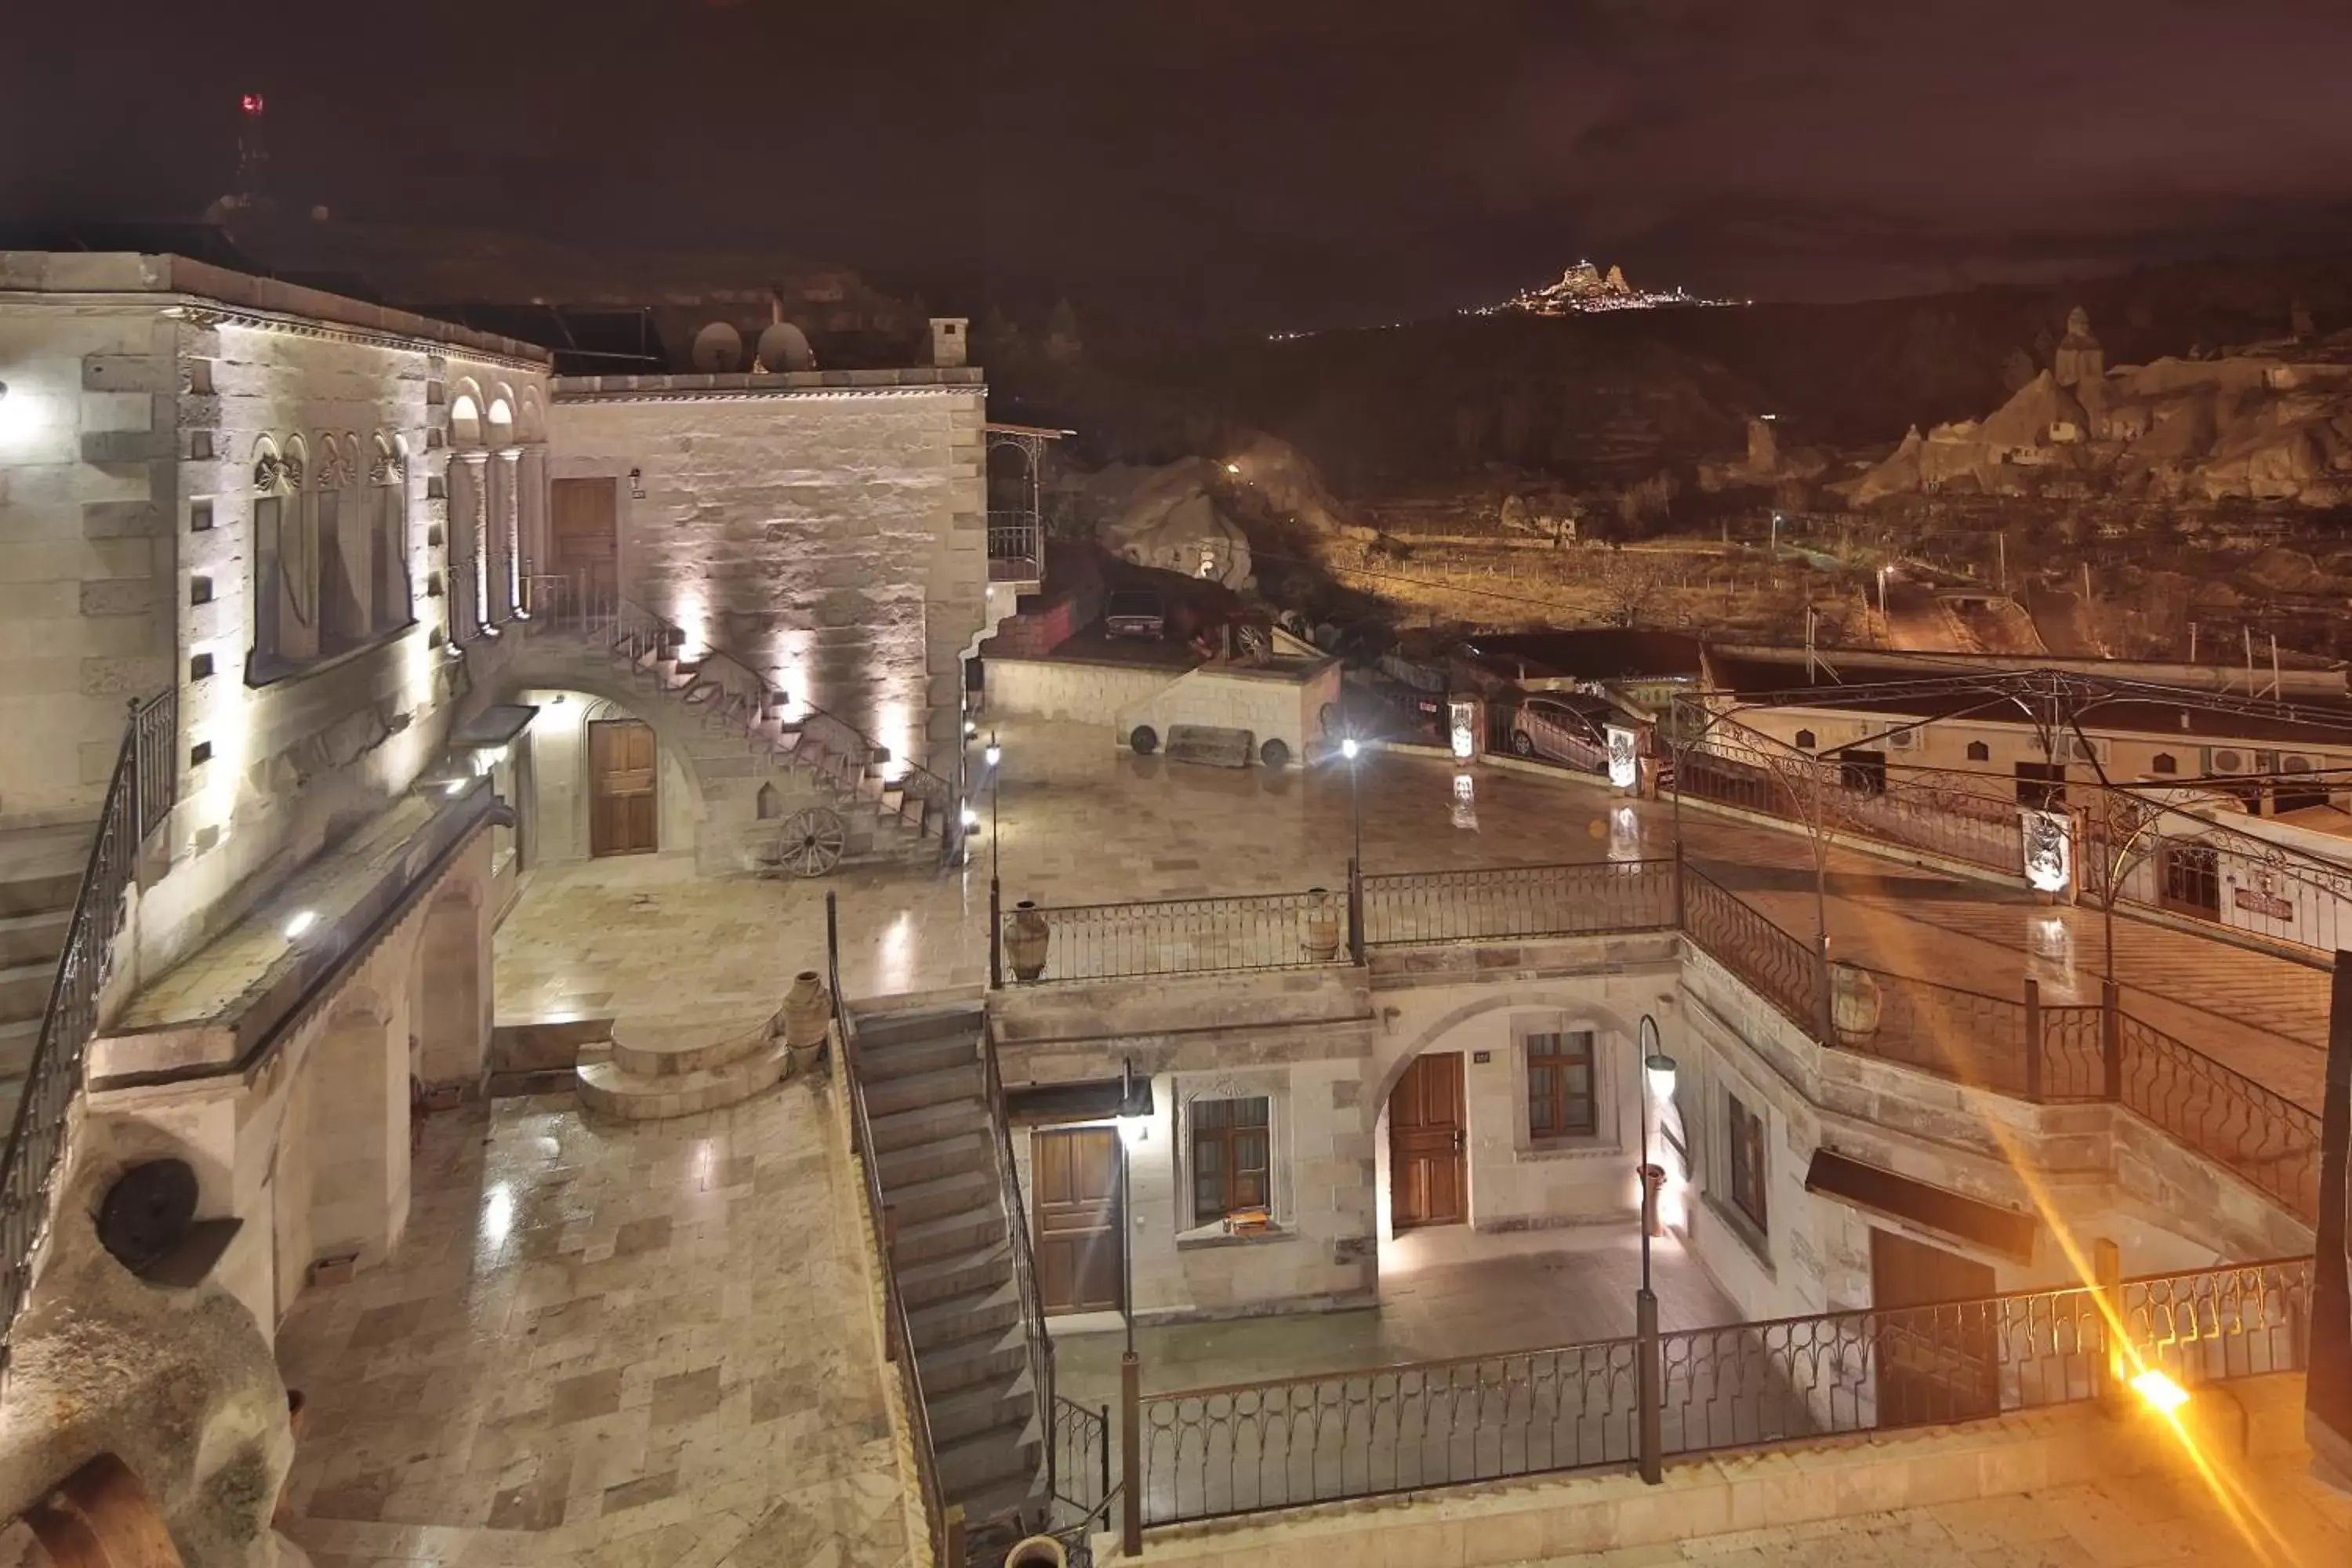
[499,717,2329,1115]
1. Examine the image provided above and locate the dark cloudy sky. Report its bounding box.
[7,0,2352,326]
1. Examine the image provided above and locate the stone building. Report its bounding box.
[0,250,998,1559]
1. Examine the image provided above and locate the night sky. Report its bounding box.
[8,1,2352,326]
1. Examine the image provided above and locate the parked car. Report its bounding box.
[1508,695,1613,771]
[1104,590,1167,641]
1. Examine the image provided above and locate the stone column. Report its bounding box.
[493,448,521,622]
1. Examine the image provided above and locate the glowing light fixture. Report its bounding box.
[984,734,1002,769]
[964,718,978,738]
[960,805,980,830]
[1225,462,1240,474]
[2130,1368,2190,1414]
[444,779,468,796]
[283,910,318,941]
[1644,1051,1679,1102]
[1341,736,1360,760]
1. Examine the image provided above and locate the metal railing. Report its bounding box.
[979,1017,1056,1537]
[2116,1014,2324,1224]
[1361,858,1675,947]
[1679,737,2025,879]
[987,511,1043,581]
[1835,971,2107,1104]
[827,894,960,1566]
[1680,866,1823,1031]
[530,588,960,858]
[0,688,176,1377]
[1122,1256,2310,1532]
[1052,1394,1115,1531]
[1658,1284,2103,1454]
[1137,1338,1642,1526]
[997,888,1354,985]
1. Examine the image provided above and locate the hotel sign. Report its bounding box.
[2232,886,2295,922]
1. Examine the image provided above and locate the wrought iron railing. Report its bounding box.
[1679,732,2025,879]
[980,1017,1056,1536]
[1137,1338,1642,1525]
[1361,858,1675,947]
[1051,1394,1115,1531]
[2115,1014,2323,1224]
[997,888,1354,985]
[531,590,960,858]
[826,894,959,1566]
[2118,1256,2312,1388]
[1831,971,2107,1104]
[987,511,1043,581]
[1658,1284,2104,1454]
[0,688,176,1377]
[1680,866,1822,1030]
[1122,1256,2310,1531]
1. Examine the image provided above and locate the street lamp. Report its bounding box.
[1637,1014,1676,1295]
[1339,735,1363,868]
[985,731,1003,880]
[1118,1055,1145,1357]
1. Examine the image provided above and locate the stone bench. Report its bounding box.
[1165,724,1256,768]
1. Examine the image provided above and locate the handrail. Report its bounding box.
[0,688,176,1378]
[827,894,956,1564]
[980,1016,1056,1523]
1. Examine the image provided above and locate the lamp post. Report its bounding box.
[1116,1054,1145,1555]
[983,731,1004,986]
[1341,735,1367,964]
[1635,1014,1674,1487]
[985,731,1003,879]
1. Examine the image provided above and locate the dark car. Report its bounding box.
[1104,589,1167,641]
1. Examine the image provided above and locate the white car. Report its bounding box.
[1508,695,1613,772]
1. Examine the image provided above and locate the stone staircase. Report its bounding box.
[0,826,91,1134]
[575,1006,793,1120]
[858,1004,1047,1534]
[518,607,954,875]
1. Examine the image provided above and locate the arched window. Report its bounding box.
[1965,740,1991,763]
[2151,753,2178,775]
[318,433,369,652]
[1794,729,1817,752]
[250,435,320,671]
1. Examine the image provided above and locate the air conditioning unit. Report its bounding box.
[2280,752,2321,775]
[2206,746,2247,775]
[1884,728,1919,752]
[2067,737,2108,765]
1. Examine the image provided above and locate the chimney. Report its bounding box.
[930,317,969,369]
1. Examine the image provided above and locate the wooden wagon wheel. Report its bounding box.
[777,807,847,878]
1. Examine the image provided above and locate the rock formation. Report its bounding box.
[1845,307,2352,508]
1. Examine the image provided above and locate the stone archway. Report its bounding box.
[1367,990,1646,1138]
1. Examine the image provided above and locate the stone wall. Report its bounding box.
[546,377,988,775]
[0,301,179,827]
[1117,661,1342,764]
[985,655,1182,727]
[514,685,700,863]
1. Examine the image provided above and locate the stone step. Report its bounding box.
[855,1006,983,1051]
[907,1281,1021,1351]
[885,1168,996,1227]
[0,869,79,920]
[927,1377,1031,1447]
[855,1033,978,1083]
[0,960,54,1024]
[937,1419,1040,1500]
[955,1472,1048,1543]
[575,1040,790,1121]
[490,1014,615,1075]
[0,910,68,971]
[874,1131,993,1191]
[914,1323,1028,1399]
[606,1008,779,1078]
[891,1205,1006,1265]
[868,1099,984,1155]
[863,1063,983,1119]
[0,1018,41,1080]
[895,1240,1013,1310]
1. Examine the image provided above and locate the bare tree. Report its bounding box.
[1589,547,1674,627]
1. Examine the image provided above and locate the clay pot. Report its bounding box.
[782,970,829,1074]
[1831,962,1882,1042]
[1301,887,1341,961]
[1007,901,1051,982]
[1005,1538,1067,1568]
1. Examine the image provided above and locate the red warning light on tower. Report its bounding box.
[241,93,265,116]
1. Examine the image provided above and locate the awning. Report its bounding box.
[1006,1076,1155,1124]
[1803,1149,2038,1264]
[451,703,539,749]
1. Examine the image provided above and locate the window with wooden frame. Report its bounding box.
[1526,1029,1598,1141]
[1727,1092,1769,1234]
[1189,1097,1270,1225]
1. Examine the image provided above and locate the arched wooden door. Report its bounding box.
[1388,1052,1466,1230]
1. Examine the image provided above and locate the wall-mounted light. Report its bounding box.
[1340,736,1360,760]
[284,909,318,941]
[628,466,645,499]
[2130,1368,2190,1414]
[960,805,980,831]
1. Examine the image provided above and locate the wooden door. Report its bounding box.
[1388,1053,1467,1230]
[550,477,619,615]
[1869,1228,1998,1428]
[588,718,659,856]
[1033,1127,1123,1315]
